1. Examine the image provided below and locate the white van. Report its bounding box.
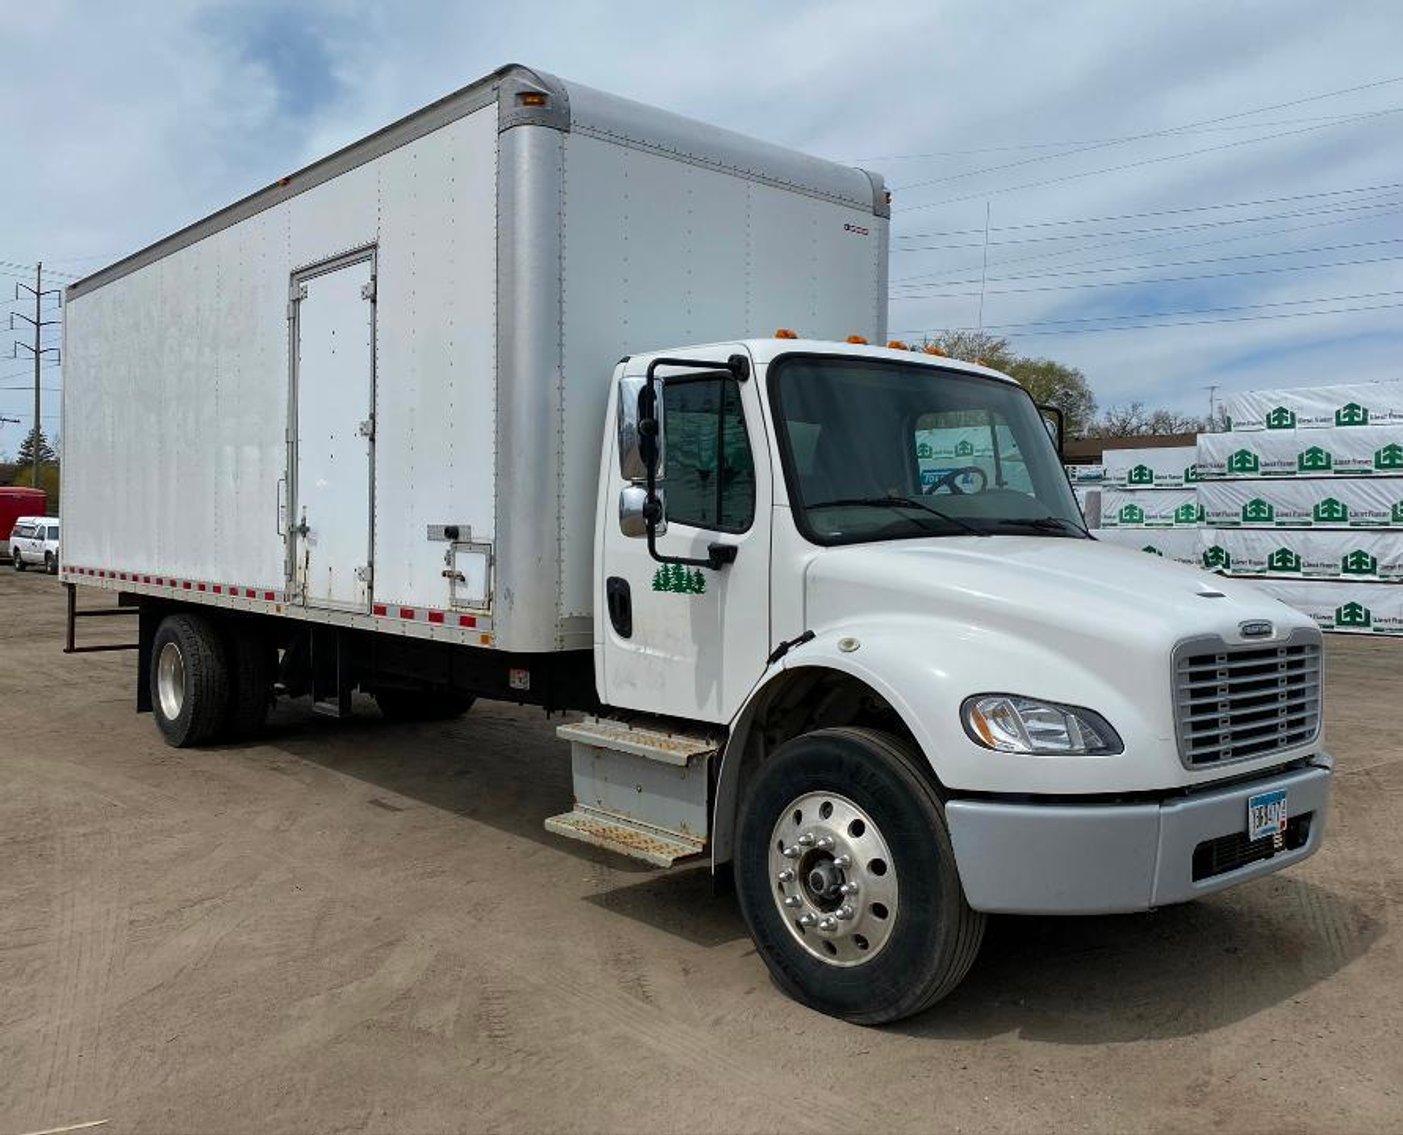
[10,515,60,573]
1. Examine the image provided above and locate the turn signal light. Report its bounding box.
[846,335,868,345]
[775,328,798,339]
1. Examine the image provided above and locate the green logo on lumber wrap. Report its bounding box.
[1335,601,1372,629]
[1375,443,1403,471]
[1297,446,1332,473]
[1393,500,1403,524]
[1202,545,1231,570]
[1242,498,1275,523]
[955,439,975,458]
[1336,402,1370,427]
[1173,502,1201,525]
[651,565,707,594]
[1266,547,1301,573]
[1127,464,1154,485]
[1341,549,1378,576]
[1184,463,1202,484]
[1266,406,1296,429]
[1314,497,1348,523]
[1227,449,1260,475]
[916,441,934,459]
[1118,503,1145,524]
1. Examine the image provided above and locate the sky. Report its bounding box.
[3,0,1402,456]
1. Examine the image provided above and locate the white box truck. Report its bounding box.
[62,64,1332,1024]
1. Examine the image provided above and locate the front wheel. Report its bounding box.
[44,552,55,575]
[734,727,985,1024]
[12,549,24,571]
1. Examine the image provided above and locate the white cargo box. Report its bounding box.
[62,65,889,654]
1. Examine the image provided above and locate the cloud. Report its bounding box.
[2,0,1402,447]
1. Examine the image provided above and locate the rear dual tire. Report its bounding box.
[735,727,986,1025]
[151,614,275,747]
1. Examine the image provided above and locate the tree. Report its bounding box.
[15,427,56,467]
[1004,357,1097,437]
[920,331,1014,370]
[1087,401,1207,438]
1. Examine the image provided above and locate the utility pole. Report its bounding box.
[11,262,61,489]
[1203,384,1220,427]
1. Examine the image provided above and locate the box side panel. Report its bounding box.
[373,106,498,609]
[63,104,499,612]
[64,203,289,587]
[558,131,885,624]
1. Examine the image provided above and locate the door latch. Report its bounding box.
[358,417,375,439]
[355,565,373,583]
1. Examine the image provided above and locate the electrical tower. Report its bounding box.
[11,262,61,489]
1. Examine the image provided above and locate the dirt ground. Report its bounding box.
[1,569,1400,1135]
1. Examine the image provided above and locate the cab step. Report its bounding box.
[545,716,720,867]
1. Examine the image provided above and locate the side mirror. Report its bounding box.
[1038,404,1065,457]
[619,485,666,538]
[617,377,665,483]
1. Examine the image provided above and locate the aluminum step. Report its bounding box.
[546,716,720,867]
[544,810,704,868]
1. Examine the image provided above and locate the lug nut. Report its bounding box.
[777,869,795,883]
[818,916,838,932]
[833,854,852,868]
[836,905,855,921]
[783,895,802,908]
[840,881,859,895]
[782,845,801,859]
[797,913,817,927]
[816,835,835,850]
[797,833,816,847]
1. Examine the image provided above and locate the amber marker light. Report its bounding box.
[775,328,799,339]
[517,91,549,107]
[846,335,868,345]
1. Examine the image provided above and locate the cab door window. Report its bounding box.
[663,378,755,532]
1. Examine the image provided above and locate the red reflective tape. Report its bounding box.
[182,581,192,590]
[143,575,151,584]
[263,591,275,601]
[427,611,445,625]
[372,604,387,617]
[244,588,256,598]
[399,607,415,620]
[458,614,476,628]
[213,584,223,594]
[197,583,207,591]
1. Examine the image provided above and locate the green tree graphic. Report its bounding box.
[955,439,975,457]
[1335,402,1369,426]
[1202,545,1231,570]
[1374,443,1403,471]
[1341,550,1378,576]
[1266,406,1297,429]
[1393,501,1403,524]
[1313,498,1348,523]
[1297,446,1332,473]
[1184,464,1202,483]
[1227,449,1260,475]
[1242,499,1274,523]
[1173,502,1198,525]
[1118,503,1144,524]
[1266,547,1302,573]
[1127,464,1154,485]
[1335,602,1372,628]
[688,568,706,594]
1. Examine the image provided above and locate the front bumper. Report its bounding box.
[945,754,1332,915]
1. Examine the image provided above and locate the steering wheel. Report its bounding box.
[924,465,988,495]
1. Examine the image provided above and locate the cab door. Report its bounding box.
[597,349,772,724]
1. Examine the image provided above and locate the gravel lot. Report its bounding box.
[2,569,1400,1134]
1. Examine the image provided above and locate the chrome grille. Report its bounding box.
[1173,637,1322,767]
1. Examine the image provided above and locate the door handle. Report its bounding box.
[606,576,633,639]
[276,476,287,537]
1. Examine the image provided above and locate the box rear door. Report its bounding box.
[290,251,376,611]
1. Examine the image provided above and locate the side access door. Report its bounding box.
[597,349,772,724]
[288,250,376,612]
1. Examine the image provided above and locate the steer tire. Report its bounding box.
[151,613,232,748]
[12,549,24,571]
[223,622,276,739]
[734,726,986,1025]
[44,552,55,575]
[374,688,476,722]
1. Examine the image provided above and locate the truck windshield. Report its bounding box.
[770,355,1085,545]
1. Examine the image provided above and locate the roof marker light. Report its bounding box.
[846,335,868,345]
[775,328,798,339]
[516,91,549,107]
[887,340,908,350]
[923,344,947,357]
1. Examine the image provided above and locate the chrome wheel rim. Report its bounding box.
[769,791,899,967]
[156,640,186,722]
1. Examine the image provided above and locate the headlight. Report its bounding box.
[961,694,1122,755]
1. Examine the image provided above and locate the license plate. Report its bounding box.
[1247,789,1288,842]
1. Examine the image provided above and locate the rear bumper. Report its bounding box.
[946,754,1332,915]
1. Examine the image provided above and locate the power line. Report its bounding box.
[889,179,1403,241]
[901,104,1403,212]
[892,193,1403,253]
[894,287,1403,335]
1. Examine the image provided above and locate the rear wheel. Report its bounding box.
[12,548,24,571]
[734,727,985,1024]
[151,613,231,747]
[44,552,55,575]
[373,688,475,722]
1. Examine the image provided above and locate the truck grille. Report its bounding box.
[1173,637,1322,767]
[1192,813,1313,881]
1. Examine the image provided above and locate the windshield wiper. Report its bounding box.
[806,496,989,537]
[993,515,1091,538]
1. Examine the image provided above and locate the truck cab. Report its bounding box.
[554,336,1330,1022]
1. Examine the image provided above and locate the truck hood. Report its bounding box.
[803,535,1313,654]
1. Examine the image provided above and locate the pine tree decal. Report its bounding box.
[690,569,706,594]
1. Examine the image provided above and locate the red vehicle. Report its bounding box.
[1,486,47,562]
